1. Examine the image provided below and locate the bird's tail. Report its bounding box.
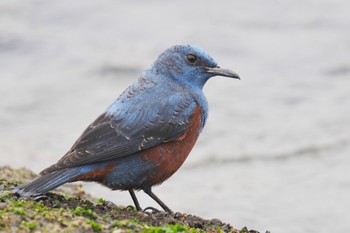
[13,168,82,197]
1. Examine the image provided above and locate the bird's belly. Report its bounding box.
[138,132,200,187]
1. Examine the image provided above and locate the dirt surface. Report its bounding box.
[0,166,266,232]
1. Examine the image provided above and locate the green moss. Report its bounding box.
[21,221,37,231]
[0,178,20,188]
[239,227,249,233]
[12,207,27,215]
[142,223,204,233]
[8,199,25,207]
[97,197,104,204]
[73,206,95,218]
[0,191,12,200]
[126,205,136,211]
[112,221,205,233]
[111,219,145,232]
[87,219,102,232]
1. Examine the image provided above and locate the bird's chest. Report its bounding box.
[139,107,202,187]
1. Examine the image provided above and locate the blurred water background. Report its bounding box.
[1,0,350,232]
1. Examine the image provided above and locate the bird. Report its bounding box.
[14,44,240,213]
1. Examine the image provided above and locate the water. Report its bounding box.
[1,0,350,232]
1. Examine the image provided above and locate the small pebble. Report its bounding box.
[210,218,222,226]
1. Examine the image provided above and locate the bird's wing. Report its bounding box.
[41,92,199,174]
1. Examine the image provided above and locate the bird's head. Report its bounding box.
[148,45,240,90]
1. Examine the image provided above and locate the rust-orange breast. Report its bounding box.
[140,106,202,186]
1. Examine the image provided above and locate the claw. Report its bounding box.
[33,195,48,201]
[126,205,137,211]
[143,206,161,214]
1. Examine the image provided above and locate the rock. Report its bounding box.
[0,166,265,232]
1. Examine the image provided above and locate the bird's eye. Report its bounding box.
[186,54,197,64]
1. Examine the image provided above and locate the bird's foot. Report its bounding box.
[126,205,142,212]
[143,206,162,214]
[32,195,48,201]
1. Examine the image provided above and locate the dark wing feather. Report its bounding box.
[41,92,198,174]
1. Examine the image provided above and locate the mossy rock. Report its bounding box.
[0,166,263,233]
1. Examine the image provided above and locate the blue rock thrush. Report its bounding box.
[14,45,240,213]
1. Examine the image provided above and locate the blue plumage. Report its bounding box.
[14,45,240,213]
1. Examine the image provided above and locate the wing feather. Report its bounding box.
[41,92,198,174]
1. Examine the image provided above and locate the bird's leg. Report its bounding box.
[128,189,142,211]
[143,187,173,213]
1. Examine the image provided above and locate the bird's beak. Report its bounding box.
[206,66,240,80]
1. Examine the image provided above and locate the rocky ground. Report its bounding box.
[0,166,265,233]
